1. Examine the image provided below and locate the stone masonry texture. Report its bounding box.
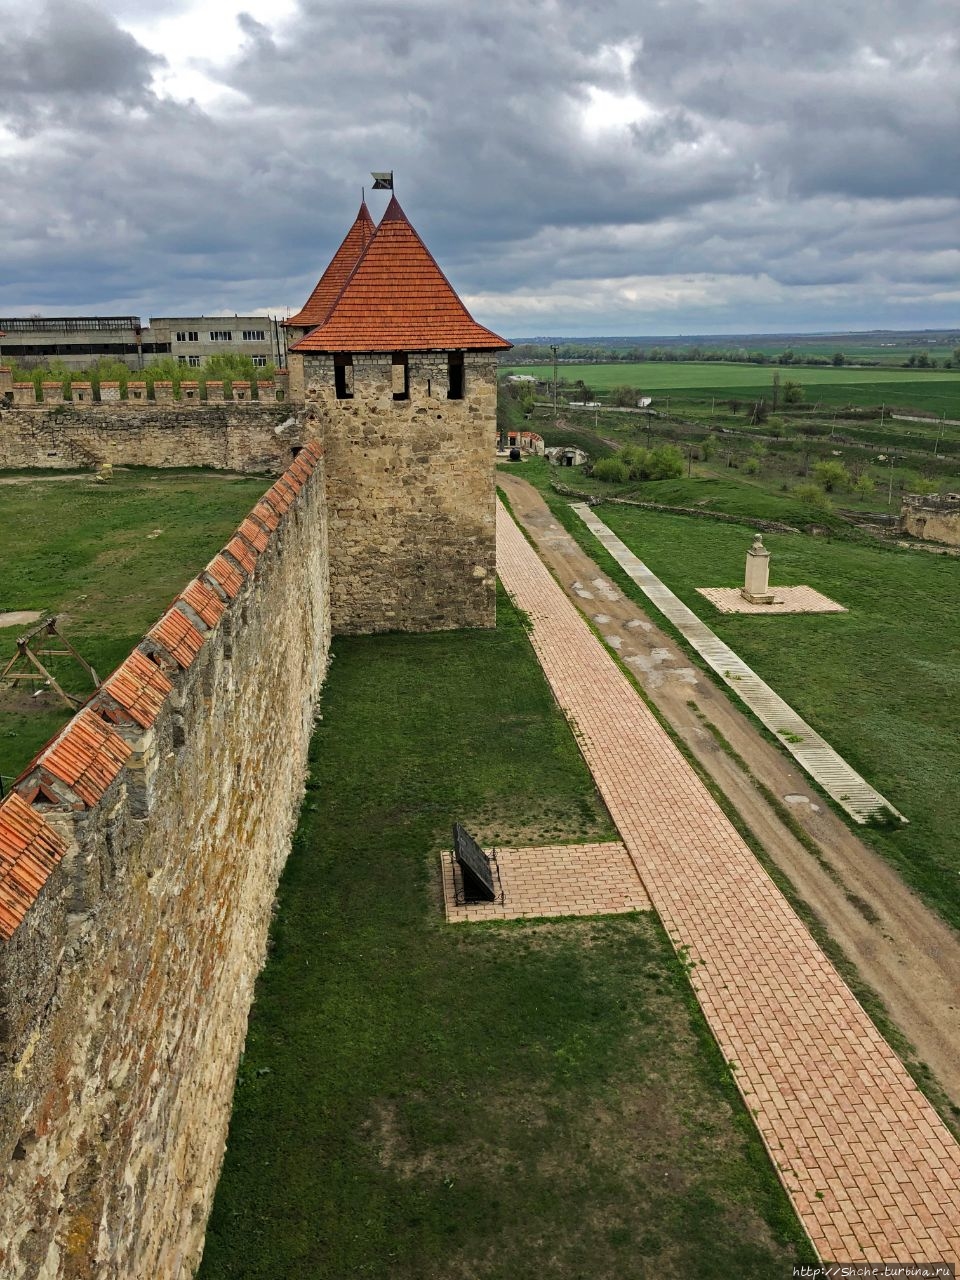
[0,455,331,1279]
[0,404,302,473]
[303,350,497,633]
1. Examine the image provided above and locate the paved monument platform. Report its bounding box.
[496,498,960,1264]
[696,586,846,614]
[571,503,900,825]
[440,841,651,923]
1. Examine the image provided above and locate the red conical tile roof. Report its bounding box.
[290,196,511,352]
[284,201,375,330]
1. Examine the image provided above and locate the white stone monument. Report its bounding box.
[741,533,778,604]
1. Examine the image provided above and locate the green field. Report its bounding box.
[505,362,960,417]
[519,474,960,933]
[0,470,269,784]
[199,590,813,1279]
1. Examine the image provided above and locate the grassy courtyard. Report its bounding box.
[517,469,960,933]
[0,469,269,783]
[198,590,814,1279]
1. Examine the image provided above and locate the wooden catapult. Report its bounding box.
[0,615,100,708]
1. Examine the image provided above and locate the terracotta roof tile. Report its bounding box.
[252,499,281,531]
[237,516,271,554]
[98,650,173,728]
[205,552,247,599]
[179,577,227,628]
[280,471,304,496]
[265,483,293,515]
[225,534,258,573]
[34,708,132,807]
[285,202,375,330]
[147,606,206,669]
[0,793,67,940]
[291,196,511,354]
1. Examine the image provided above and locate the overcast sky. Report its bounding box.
[1,0,958,336]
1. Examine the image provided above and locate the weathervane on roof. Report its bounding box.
[371,171,394,190]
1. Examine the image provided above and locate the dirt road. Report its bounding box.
[499,471,960,1114]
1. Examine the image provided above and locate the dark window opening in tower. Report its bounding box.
[392,353,409,401]
[334,354,354,399]
[447,352,464,400]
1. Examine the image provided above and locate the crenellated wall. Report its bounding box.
[0,445,331,1279]
[0,403,302,473]
[302,350,497,633]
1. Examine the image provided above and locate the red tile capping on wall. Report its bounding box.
[224,534,259,574]
[146,607,207,670]
[20,708,133,809]
[204,553,247,601]
[98,650,174,728]
[0,793,68,940]
[252,500,281,532]
[238,516,271,554]
[1,441,323,940]
[179,578,227,630]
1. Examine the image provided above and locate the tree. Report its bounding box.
[771,370,781,412]
[611,384,638,407]
[854,473,876,497]
[832,352,845,366]
[783,379,804,404]
[812,460,849,492]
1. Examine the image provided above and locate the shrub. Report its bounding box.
[742,457,760,475]
[854,473,876,497]
[794,482,834,512]
[592,457,631,484]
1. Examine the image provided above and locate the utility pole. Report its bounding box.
[880,401,885,428]
[550,344,559,421]
[887,457,895,507]
[934,413,945,459]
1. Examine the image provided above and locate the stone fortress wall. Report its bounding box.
[0,402,303,473]
[0,447,331,1278]
[900,492,960,547]
[303,350,498,633]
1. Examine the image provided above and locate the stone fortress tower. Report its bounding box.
[287,193,511,635]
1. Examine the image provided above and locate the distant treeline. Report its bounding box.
[503,343,959,369]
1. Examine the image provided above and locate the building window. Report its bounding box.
[209,330,233,342]
[175,330,199,342]
[448,352,464,400]
[334,354,353,400]
[177,355,187,365]
[392,352,409,401]
[252,355,267,367]
[242,330,266,341]
[188,355,202,367]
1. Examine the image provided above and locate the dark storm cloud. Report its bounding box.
[0,0,161,132]
[0,0,957,332]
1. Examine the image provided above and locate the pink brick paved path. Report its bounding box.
[496,500,960,1263]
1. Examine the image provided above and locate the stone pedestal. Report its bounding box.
[741,534,777,604]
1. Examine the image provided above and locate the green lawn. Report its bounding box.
[505,362,960,417]
[529,489,960,933]
[0,470,269,782]
[199,590,814,1279]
